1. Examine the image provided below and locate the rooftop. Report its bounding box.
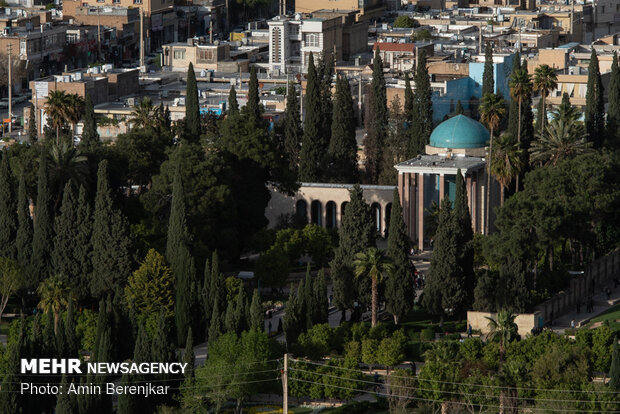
[395,154,486,173]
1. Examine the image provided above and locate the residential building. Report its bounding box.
[162,40,253,72]
[294,0,383,21]
[372,42,433,73]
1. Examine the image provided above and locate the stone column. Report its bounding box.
[439,173,445,201]
[418,173,424,250]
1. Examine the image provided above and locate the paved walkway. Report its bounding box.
[551,284,620,334]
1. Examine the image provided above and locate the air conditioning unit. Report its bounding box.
[126,97,135,106]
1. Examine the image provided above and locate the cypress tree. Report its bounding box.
[183,327,195,381]
[299,52,326,181]
[234,287,248,334]
[130,322,150,413]
[610,339,620,390]
[535,97,544,132]
[44,305,56,354]
[453,170,475,308]
[404,73,414,121]
[284,82,302,169]
[331,185,376,314]
[93,299,106,359]
[208,297,222,343]
[507,52,521,140]
[201,257,212,337]
[318,52,334,143]
[455,100,464,115]
[585,49,605,147]
[151,311,175,370]
[0,340,20,413]
[65,299,78,357]
[246,66,261,122]
[133,321,150,362]
[313,268,328,324]
[328,75,358,183]
[607,52,620,145]
[166,166,198,346]
[208,251,226,320]
[386,190,415,324]
[422,198,467,319]
[117,373,138,414]
[31,152,53,286]
[55,375,76,414]
[228,85,239,115]
[0,151,16,259]
[482,42,495,96]
[81,93,99,151]
[250,288,263,332]
[91,161,132,299]
[283,284,301,345]
[296,279,306,332]
[28,105,37,143]
[185,62,201,141]
[410,51,433,158]
[16,171,32,272]
[303,264,314,330]
[52,182,80,283]
[520,62,535,165]
[75,185,92,300]
[56,315,67,357]
[363,48,388,183]
[225,300,236,334]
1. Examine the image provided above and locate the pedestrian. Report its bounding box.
[467,324,472,338]
[570,320,575,329]
[605,287,612,300]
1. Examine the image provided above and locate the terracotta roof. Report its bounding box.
[373,42,415,53]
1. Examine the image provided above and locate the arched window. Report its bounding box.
[326,201,337,229]
[296,199,307,221]
[371,202,381,234]
[311,200,322,226]
[341,201,349,218]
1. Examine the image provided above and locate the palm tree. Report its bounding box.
[529,118,592,166]
[479,93,506,234]
[509,68,532,192]
[47,142,89,210]
[131,97,155,130]
[353,248,394,327]
[485,310,518,360]
[37,275,75,333]
[66,94,85,138]
[533,64,558,134]
[45,90,71,145]
[491,134,523,206]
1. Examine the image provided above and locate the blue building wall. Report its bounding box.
[431,53,515,123]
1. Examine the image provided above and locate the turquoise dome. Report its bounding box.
[429,115,490,149]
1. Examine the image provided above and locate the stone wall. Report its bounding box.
[534,249,620,323]
[467,311,543,337]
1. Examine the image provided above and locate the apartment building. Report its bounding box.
[295,0,383,21]
[0,24,66,76]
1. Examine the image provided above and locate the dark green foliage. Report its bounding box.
[185,62,201,141]
[585,49,605,147]
[422,198,467,316]
[379,95,409,185]
[115,127,172,188]
[65,299,78,356]
[303,265,315,330]
[482,42,495,96]
[453,170,475,308]
[409,51,433,158]
[116,373,138,414]
[386,190,414,324]
[328,75,358,183]
[80,94,99,151]
[404,73,414,121]
[166,166,198,346]
[0,339,20,413]
[28,105,37,143]
[201,257,212,337]
[52,182,80,283]
[535,96,544,132]
[318,52,335,142]
[299,52,327,181]
[607,52,620,146]
[228,85,239,115]
[151,311,175,374]
[473,270,497,312]
[455,100,464,115]
[184,327,195,381]
[16,171,32,284]
[75,185,92,300]
[208,296,222,343]
[497,255,530,312]
[91,160,132,298]
[284,82,302,169]
[55,375,77,414]
[246,66,261,122]
[610,339,620,390]
[250,288,263,332]
[0,151,16,259]
[313,268,329,324]
[331,185,376,311]
[225,300,236,334]
[133,321,150,362]
[283,284,301,345]
[235,287,248,334]
[31,151,53,286]
[363,48,388,183]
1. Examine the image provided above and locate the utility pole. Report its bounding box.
[282,353,288,414]
[97,6,102,62]
[140,9,145,72]
[478,24,482,55]
[7,43,12,134]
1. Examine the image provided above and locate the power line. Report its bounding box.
[290,358,620,395]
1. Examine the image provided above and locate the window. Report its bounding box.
[197,48,214,62]
[304,33,319,48]
[113,0,120,3]
[173,48,186,60]
[133,0,142,4]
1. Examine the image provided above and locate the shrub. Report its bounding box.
[421,327,435,342]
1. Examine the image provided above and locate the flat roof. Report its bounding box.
[395,154,486,174]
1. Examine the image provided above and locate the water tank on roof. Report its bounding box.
[63,75,70,83]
